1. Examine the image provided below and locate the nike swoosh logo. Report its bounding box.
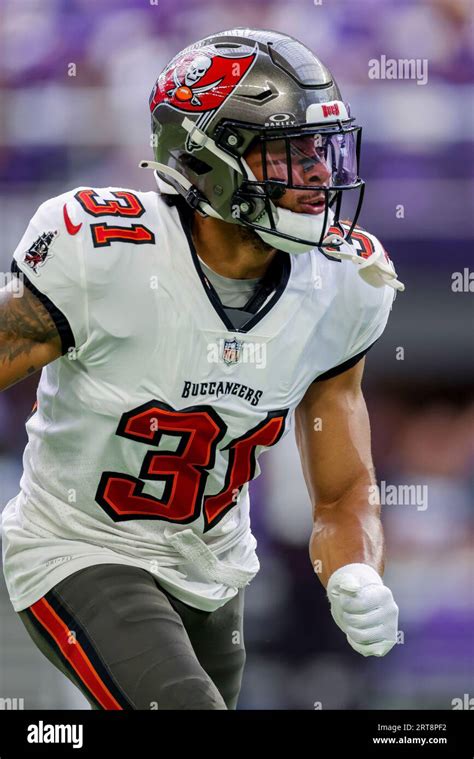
[63,203,82,235]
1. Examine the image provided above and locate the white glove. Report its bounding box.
[326,563,399,657]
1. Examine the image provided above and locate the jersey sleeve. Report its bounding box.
[345,230,397,353]
[10,191,88,354]
[314,230,397,382]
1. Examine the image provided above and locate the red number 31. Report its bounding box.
[75,189,155,247]
[95,401,287,532]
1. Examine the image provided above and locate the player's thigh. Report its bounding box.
[166,585,247,710]
[17,563,227,710]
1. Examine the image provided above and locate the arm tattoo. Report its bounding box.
[0,282,61,369]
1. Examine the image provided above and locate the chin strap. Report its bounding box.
[321,233,405,292]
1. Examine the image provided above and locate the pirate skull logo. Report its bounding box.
[166,53,223,107]
[184,55,212,86]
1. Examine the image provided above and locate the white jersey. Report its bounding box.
[1,186,396,611]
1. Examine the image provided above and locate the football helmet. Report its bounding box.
[140,28,364,255]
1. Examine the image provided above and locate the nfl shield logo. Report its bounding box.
[222,337,242,365]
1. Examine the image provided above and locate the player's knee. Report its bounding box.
[159,675,227,710]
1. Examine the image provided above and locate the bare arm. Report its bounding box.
[294,358,384,588]
[0,279,62,391]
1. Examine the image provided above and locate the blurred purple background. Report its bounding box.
[0,0,473,710]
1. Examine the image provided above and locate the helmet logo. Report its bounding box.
[322,103,340,117]
[150,46,257,114]
[173,55,217,106]
[265,112,297,127]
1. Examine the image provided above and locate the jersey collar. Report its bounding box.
[175,201,292,334]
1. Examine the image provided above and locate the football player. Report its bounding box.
[1,29,401,710]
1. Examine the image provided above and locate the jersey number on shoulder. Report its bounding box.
[95,401,287,532]
[75,189,155,247]
[325,221,375,259]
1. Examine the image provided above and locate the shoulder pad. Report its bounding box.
[324,220,404,291]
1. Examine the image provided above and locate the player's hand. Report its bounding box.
[326,563,399,657]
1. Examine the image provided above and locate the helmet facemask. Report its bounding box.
[218,120,365,254]
[141,114,364,255]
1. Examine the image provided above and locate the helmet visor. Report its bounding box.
[252,128,360,190]
[222,120,364,250]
